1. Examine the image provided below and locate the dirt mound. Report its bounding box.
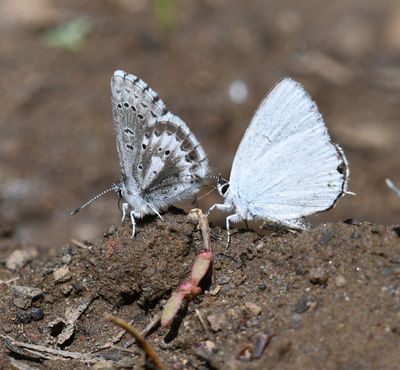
[1,212,399,369]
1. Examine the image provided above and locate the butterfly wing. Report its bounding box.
[111,70,208,210]
[229,78,348,220]
[135,112,208,209]
[111,70,168,183]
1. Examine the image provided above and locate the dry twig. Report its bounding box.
[105,314,167,370]
[1,334,100,363]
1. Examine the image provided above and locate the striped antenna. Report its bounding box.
[195,186,218,202]
[209,174,228,183]
[71,183,120,215]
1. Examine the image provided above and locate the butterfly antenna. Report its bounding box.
[209,174,228,182]
[194,186,218,202]
[71,183,121,215]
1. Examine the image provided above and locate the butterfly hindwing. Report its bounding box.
[136,113,208,208]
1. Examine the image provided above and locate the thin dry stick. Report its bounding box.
[141,313,161,337]
[94,318,136,351]
[194,209,212,253]
[195,308,209,334]
[105,314,167,370]
[125,313,161,348]
[70,238,89,249]
[1,335,99,363]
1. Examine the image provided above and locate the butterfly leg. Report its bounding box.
[207,203,232,216]
[226,213,242,247]
[121,202,129,222]
[386,178,400,197]
[147,202,164,221]
[130,210,137,238]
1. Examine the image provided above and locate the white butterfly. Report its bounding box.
[208,78,350,244]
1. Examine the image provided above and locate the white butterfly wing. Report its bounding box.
[229,78,347,220]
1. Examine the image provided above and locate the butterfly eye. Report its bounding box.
[138,165,143,170]
[220,183,229,195]
[165,150,171,156]
[142,143,147,150]
[158,147,162,152]
[117,103,122,109]
[124,102,129,108]
[138,113,144,120]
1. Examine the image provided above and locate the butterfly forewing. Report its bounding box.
[111,70,168,181]
[229,78,347,219]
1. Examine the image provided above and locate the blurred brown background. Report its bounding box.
[0,0,399,247]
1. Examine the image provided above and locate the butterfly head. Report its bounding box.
[216,174,230,197]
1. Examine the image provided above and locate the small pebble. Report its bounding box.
[43,294,55,304]
[61,284,73,296]
[335,275,347,288]
[258,282,267,291]
[205,340,217,352]
[309,267,329,285]
[16,310,32,324]
[73,282,84,293]
[53,266,72,283]
[62,254,72,264]
[6,249,36,271]
[245,302,262,316]
[12,285,43,309]
[293,296,315,314]
[217,275,231,285]
[237,345,252,361]
[210,285,221,296]
[207,312,226,332]
[61,245,74,264]
[31,308,44,321]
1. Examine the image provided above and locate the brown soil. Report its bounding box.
[1,213,400,369]
[1,1,400,369]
